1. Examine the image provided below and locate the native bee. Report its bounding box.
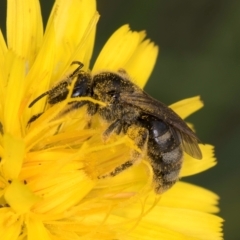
[29,62,202,193]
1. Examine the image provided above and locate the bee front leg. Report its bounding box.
[27,113,43,126]
[99,125,149,178]
[102,119,123,141]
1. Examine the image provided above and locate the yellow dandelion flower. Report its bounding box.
[0,0,223,240]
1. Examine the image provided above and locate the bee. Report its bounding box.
[29,62,202,194]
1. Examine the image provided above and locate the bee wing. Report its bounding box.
[174,128,202,159]
[120,91,202,159]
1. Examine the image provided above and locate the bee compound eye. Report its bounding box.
[71,76,91,98]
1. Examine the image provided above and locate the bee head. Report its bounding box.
[70,72,92,98]
[48,72,92,105]
[28,61,89,108]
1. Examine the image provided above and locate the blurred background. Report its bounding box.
[0,0,239,239]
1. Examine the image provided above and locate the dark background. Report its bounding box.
[0,1,239,239]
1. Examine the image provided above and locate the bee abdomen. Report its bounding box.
[148,138,183,193]
[152,155,183,193]
[143,116,183,193]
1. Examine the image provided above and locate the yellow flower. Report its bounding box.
[0,0,223,239]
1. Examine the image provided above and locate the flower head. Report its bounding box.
[0,0,223,239]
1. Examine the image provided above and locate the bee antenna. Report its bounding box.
[29,61,84,108]
[70,61,84,78]
[28,91,49,108]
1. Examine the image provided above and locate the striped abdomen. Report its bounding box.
[140,115,183,193]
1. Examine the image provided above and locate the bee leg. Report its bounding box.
[99,125,148,178]
[58,101,89,117]
[0,122,3,135]
[57,101,97,127]
[102,119,123,141]
[27,113,43,126]
[87,101,98,116]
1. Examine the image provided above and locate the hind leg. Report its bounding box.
[99,124,149,178]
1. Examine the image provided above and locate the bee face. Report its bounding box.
[70,72,92,98]
[29,62,202,194]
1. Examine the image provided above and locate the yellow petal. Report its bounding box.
[110,182,222,239]
[129,222,198,240]
[32,171,94,218]
[24,27,56,116]
[4,179,40,214]
[161,182,219,213]
[0,29,7,70]
[170,96,203,119]
[3,53,25,135]
[128,207,223,240]
[0,30,7,111]
[93,24,140,72]
[73,11,99,69]
[7,0,43,64]
[125,38,159,88]
[113,198,223,240]
[181,144,216,177]
[26,216,52,240]
[96,160,152,197]
[25,0,97,117]
[2,133,25,179]
[140,207,223,240]
[0,208,23,240]
[45,0,97,77]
